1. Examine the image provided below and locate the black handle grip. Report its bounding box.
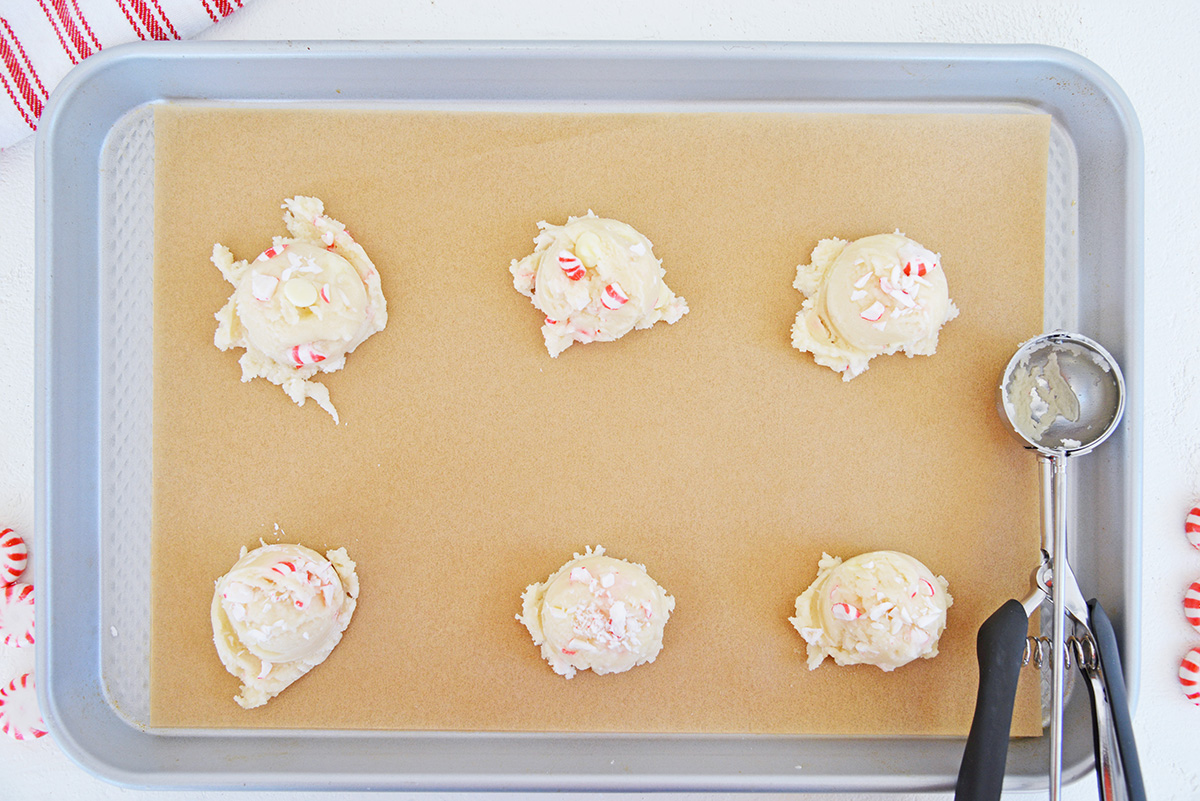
[1088,599,1146,801]
[954,599,1029,801]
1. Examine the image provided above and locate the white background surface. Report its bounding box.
[0,0,1195,798]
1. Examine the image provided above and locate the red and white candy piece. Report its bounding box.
[903,259,929,277]
[600,282,629,311]
[910,578,936,599]
[0,528,27,586]
[290,344,326,367]
[830,602,862,621]
[0,583,34,647]
[0,674,47,740]
[860,301,886,322]
[558,251,586,281]
[271,560,298,576]
[1185,581,1200,633]
[251,273,279,302]
[1186,505,1200,550]
[255,243,288,262]
[1181,647,1200,704]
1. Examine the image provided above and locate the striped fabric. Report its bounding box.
[0,0,247,148]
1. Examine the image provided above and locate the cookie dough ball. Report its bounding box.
[510,212,689,357]
[789,550,952,672]
[212,542,359,709]
[213,196,387,423]
[791,232,958,380]
[518,545,675,678]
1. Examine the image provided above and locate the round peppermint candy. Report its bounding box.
[1187,506,1200,550]
[0,583,34,647]
[1186,581,1200,634]
[0,528,27,586]
[1181,647,1200,705]
[0,674,47,740]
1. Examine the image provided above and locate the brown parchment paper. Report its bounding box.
[150,107,1050,735]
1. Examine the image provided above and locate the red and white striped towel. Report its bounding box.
[0,0,248,149]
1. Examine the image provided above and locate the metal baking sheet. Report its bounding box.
[35,40,1143,791]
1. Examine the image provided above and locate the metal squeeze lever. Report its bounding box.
[954,332,1139,801]
[956,551,1144,801]
[1040,544,1144,801]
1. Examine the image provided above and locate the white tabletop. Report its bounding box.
[0,0,1194,798]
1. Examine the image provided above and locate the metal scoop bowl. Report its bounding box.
[998,331,1125,457]
[956,332,1142,801]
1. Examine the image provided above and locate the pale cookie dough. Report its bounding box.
[789,550,952,672]
[212,542,359,709]
[510,212,689,357]
[791,232,958,380]
[518,545,675,678]
[213,196,387,423]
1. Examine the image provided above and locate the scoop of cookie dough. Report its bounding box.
[791,232,958,380]
[212,542,359,709]
[518,545,675,678]
[510,212,689,357]
[213,196,387,422]
[789,550,952,672]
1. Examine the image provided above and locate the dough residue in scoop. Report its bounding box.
[213,196,387,423]
[790,232,958,380]
[518,545,675,678]
[211,542,359,709]
[789,550,952,672]
[1005,349,1082,443]
[509,212,688,357]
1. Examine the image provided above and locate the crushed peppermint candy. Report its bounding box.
[601,282,630,311]
[558,565,648,654]
[255,244,288,262]
[251,273,279,302]
[831,603,861,621]
[558,251,586,281]
[290,344,326,367]
[898,241,939,278]
[860,301,886,322]
[519,545,675,679]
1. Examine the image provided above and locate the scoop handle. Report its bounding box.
[1088,599,1145,801]
[954,599,1029,801]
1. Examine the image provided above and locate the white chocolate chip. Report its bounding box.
[573,231,603,268]
[284,278,319,308]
